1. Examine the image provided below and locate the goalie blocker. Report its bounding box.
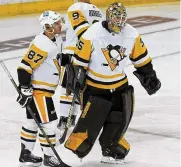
[65,64,86,103]
[65,83,134,160]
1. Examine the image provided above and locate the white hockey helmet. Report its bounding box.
[39,10,61,30]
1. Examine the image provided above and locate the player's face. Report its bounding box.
[53,20,62,35]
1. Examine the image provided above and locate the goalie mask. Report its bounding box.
[106,2,127,34]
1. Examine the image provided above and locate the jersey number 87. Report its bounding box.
[28,50,43,63]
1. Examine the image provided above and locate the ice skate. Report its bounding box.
[43,154,71,167]
[19,144,42,167]
[101,148,125,165]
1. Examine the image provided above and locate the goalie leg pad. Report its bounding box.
[65,96,112,158]
[114,85,134,142]
[99,85,134,158]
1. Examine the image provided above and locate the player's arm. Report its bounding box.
[17,43,48,86]
[73,35,92,69]
[65,35,92,102]
[68,10,89,39]
[130,35,161,95]
[17,44,48,107]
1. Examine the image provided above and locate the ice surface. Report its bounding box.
[0,3,180,167]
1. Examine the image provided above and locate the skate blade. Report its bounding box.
[19,162,42,167]
[101,156,125,165]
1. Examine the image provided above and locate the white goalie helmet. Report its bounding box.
[39,10,61,30]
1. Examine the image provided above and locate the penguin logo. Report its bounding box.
[101,44,126,71]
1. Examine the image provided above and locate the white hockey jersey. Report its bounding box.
[63,2,103,54]
[18,33,63,95]
[73,21,151,89]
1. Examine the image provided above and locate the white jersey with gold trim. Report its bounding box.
[73,21,151,89]
[63,2,103,54]
[18,33,63,94]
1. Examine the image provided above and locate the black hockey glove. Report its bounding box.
[65,64,86,102]
[17,85,33,108]
[133,70,161,95]
[60,53,73,66]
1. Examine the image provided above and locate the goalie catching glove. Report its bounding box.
[133,70,161,95]
[65,64,86,103]
[17,85,33,107]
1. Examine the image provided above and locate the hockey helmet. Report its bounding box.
[106,2,127,34]
[39,10,61,31]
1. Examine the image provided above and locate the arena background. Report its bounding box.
[0,0,179,18]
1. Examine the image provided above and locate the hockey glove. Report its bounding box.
[17,85,33,108]
[65,64,86,103]
[133,70,161,95]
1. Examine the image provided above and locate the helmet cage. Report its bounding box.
[106,3,127,33]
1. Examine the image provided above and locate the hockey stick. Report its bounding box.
[0,60,63,166]
[59,94,76,144]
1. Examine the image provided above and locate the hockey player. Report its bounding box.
[17,10,70,167]
[58,0,103,130]
[64,2,161,164]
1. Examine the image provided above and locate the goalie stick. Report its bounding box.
[0,60,63,166]
[59,94,76,144]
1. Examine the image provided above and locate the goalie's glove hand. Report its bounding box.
[133,70,161,95]
[17,85,33,108]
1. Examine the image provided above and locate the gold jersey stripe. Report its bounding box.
[34,95,48,123]
[65,46,76,51]
[76,26,89,38]
[60,95,73,101]
[75,36,91,61]
[88,68,124,79]
[86,78,128,89]
[68,10,87,30]
[23,44,48,70]
[21,132,36,139]
[33,90,53,97]
[131,35,147,60]
[39,138,56,144]
[134,57,152,68]
[32,80,57,87]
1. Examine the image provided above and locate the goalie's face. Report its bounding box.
[106,2,127,34]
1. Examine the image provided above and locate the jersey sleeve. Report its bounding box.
[73,33,92,69]
[129,35,152,69]
[68,9,89,39]
[17,42,48,86]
